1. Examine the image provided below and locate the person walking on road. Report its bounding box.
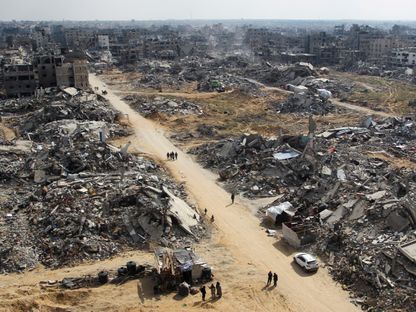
[167,152,170,160]
[210,215,215,223]
[209,284,216,299]
[273,273,278,287]
[231,192,235,204]
[200,285,206,301]
[267,271,273,286]
[215,282,222,298]
[170,151,174,160]
[174,152,178,160]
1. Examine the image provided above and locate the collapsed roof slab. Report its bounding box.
[399,240,416,263]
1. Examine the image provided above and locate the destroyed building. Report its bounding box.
[3,64,37,97]
[33,54,62,88]
[1,52,90,97]
[190,115,416,311]
[0,90,205,273]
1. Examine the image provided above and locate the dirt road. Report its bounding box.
[112,89,233,99]
[240,76,394,118]
[110,74,393,119]
[89,74,360,312]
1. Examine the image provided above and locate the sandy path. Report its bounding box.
[90,74,360,312]
[112,89,233,99]
[241,76,394,118]
[330,98,393,117]
[112,75,394,118]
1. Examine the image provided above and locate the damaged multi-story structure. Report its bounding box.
[1,52,89,96]
[3,63,37,97]
[34,52,89,89]
[390,47,416,67]
[54,52,89,89]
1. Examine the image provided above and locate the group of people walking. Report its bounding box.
[267,271,279,287]
[200,282,222,301]
[167,151,178,161]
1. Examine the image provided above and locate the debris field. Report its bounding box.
[0,89,205,273]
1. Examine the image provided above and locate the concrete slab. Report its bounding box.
[399,240,416,263]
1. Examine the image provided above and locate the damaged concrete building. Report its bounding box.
[3,64,37,97]
[33,54,62,88]
[37,52,89,89]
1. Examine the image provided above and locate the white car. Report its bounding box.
[293,253,319,272]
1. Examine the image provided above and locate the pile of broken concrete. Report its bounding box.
[275,93,335,115]
[124,95,203,117]
[190,116,416,311]
[0,90,205,273]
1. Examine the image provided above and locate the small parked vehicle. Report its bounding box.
[293,252,319,272]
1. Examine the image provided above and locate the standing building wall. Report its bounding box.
[3,64,37,97]
[73,60,89,89]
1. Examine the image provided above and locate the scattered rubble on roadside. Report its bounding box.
[41,261,154,290]
[339,61,416,84]
[258,62,317,86]
[123,95,203,117]
[170,124,222,142]
[190,115,416,311]
[103,55,416,311]
[274,93,335,115]
[119,57,262,96]
[189,133,312,198]
[118,58,335,97]
[0,90,206,274]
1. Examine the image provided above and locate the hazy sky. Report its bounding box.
[0,0,414,21]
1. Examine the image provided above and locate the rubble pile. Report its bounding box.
[126,57,262,95]
[275,93,335,115]
[30,119,130,143]
[124,57,359,98]
[18,99,117,134]
[339,61,416,84]
[124,95,203,117]
[132,60,187,90]
[0,153,24,181]
[197,75,261,95]
[0,91,204,273]
[190,116,416,309]
[259,63,317,85]
[244,62,354,98]
[293,76,354,99]
[189,133,314,198]
[0,96,49,114]
[170,124,221,142]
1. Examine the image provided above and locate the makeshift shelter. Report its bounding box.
[266,201,297,224]
[154,247,212,290]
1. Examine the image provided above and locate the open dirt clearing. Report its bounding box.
[329,71,416,115]
[107,87,363,147]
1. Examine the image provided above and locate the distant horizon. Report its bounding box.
[2,18,416,22]
[0,0,415,22]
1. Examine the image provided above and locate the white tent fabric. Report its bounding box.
[266,202,296,220]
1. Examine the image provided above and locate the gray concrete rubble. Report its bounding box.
[124,95,203,117]
[274,92,335,115]
[189,115,416,311]
[121,59,356,100]
[124,57,263,96]
[40,261,155,290]
[0,90,206,274]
